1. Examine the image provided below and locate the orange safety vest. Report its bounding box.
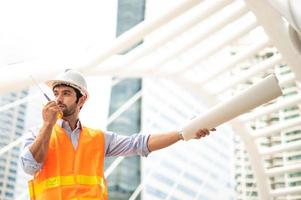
[28,124,108,200]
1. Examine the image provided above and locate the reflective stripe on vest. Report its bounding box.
[29,175,107,198]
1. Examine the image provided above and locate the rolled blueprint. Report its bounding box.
[182,74,283,140]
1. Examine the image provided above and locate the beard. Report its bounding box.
[58,103,77,117]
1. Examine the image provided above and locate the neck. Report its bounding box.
[62,115,79,131]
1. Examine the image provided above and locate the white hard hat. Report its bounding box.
[47,69,89,98]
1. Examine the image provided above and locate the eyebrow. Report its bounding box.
[53,89,73,93]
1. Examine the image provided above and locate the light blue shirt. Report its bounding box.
[20,119,150,175]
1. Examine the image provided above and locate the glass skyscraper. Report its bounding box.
[140,78,235,200]
[105,0,145,199]
[0,90,28,200]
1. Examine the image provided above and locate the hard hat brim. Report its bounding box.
[46,80,89,99]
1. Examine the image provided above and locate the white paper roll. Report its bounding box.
[182,74,283,140]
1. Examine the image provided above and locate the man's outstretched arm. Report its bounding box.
[147,128,214,152]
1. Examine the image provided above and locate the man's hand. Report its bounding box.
[42,101,62,127]
[194,128,216,139]
[29,101,62,164]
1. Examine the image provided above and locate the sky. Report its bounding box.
[0,0,119,129]
[0,0,117,66]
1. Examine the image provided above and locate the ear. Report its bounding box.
[78,96,87,108]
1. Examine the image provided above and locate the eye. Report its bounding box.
[63,91,71,96]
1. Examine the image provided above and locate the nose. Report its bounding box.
[55,93,64,103]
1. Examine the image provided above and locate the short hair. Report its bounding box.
[53,83,83,103]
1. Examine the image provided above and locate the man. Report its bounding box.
[20,69,214,200]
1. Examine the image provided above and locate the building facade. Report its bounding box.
[233,48,301,200]
[105,1,145,199]
[0,90,28,200]
[141,78,235,200]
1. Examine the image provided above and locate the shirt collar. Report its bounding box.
[56,118,82,130]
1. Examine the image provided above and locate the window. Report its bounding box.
[287,154,301,161]
[6,183,14,189]
[17,117,24,122]
[246,174,253,179]
[286,130,301,136]
[8,176,16,181]
[145,185,167,199]
[283,106,299,112]
[289,181,301,186]
[5,192,14,197]
[289,172,301,178]
[284,114,300,120]
[177,184,196,197]
[184,172,203,184]
[10,161,17,166]
[152,172,173,185]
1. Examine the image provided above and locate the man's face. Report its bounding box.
[53,85,79,117]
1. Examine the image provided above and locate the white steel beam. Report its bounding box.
[199,38,270,84]
[137,38,268,89]
[266,0,301,34]
[94,2,249,75]
[0,94,39,113]
[0,135,27,157]
[251,117,301,138]
[140,1,248,71]
[128,154,168,200]
[91,70,171,79]
[15,191,28,200]
[89,67,218,106]
[173,18,257,75]
[0,0,202,95]
[106,90,142,125]
[0,61,62,95]
[165,6,250,73]
[266,163,301,176]
[121,0,235,67]
[80,0,203,73]
[213,54,282,93]
[104,157,125,178]
[260,140,301,156]
[244,0,301,80]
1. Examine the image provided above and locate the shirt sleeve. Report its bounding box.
[19,127,43,176]
[104,131,151,157]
